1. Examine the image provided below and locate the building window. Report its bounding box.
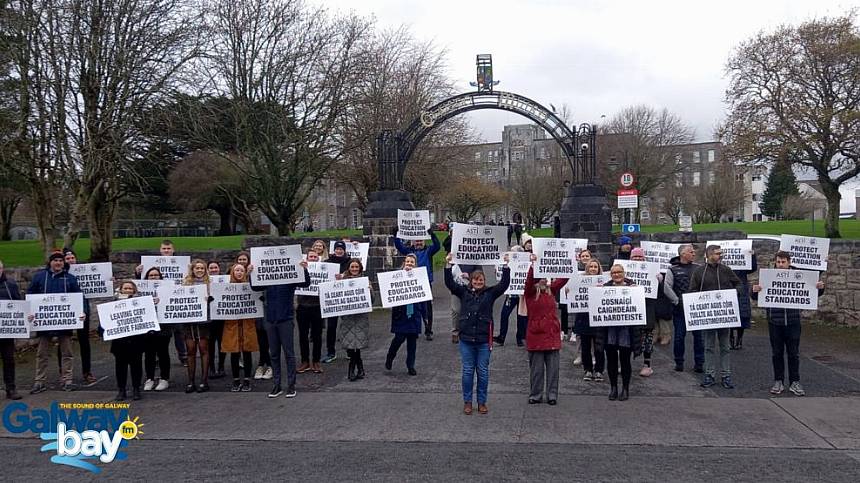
[752,193,760,201]
[736,173,744,181]
[539,147,546,160]
[752,174,762,181]
[693,172,701,186]
[327,213,335,228]
[474,152,481,161]
[513,151,523,161]
[707,150,715,162]
[352,209,360,228]
[693,151,701,163]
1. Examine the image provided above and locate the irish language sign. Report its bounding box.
[318,277,373,318]
[640,241,682,273]
[682,289,741,331]
[705,239,753,270]
[141,256,190,282]
[378,267,433,308]
[562,274,609,313]
[156,284,208,324]
[27,293,84,331]
[97,296,160,341]
[450,224,507,265]
[68,263,114,299]
[134,279,178,299]
[612,259,660,299]
[209,283,264,320]
[397,210,431,240]
[329,241,370,268]
[250,245,305,286]
[295,262,340,297]
[532,238,588,278]
[587,286,647,327]
[756,269,819,310]
[0,300,30,339]
[779,234,829,271]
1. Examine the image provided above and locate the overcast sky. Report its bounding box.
[313,0,859,211]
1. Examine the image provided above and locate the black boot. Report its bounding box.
[729,330,737,350]
[736,329,744,350]
[348,359,357,381]
[608,385,618,401]
[356,355,365,379]
[115,389,127,401]
[619,385,629,401]
[6,387,22,400]
[132,387,142,401]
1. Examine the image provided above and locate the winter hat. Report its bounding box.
[62,248,76,257]
[618,235,633,246]
[521,232,533,246]
[631,247,645,258]
[333,241,347,251]
[48,251,65,262]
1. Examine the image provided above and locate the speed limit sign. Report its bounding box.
[619,172,635,188]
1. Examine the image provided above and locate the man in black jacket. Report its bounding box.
[663,244,704,372]
[0,260,23,400]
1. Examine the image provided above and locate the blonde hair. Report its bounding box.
[584,259,603,275]
[401,254,418,269]
[184,259,210,285]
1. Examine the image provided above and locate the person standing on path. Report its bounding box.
[296,251,325,374]
[516,234,534,347]
[108,281,148,401]
[574,259,606,383]
[443,223,479,344]
[60,249,98,387]
[523,256,567,405]
[142,268,172,392]
[494,245,525,346]
[322,241,352,363]
[444,253,510,415]
[338,259,370,382]
[731,252,758,350]
[236,252,272,383]
[182,260,212,393]
[630,247,661,377]
[394,228,440,341]
[207,261,227,379]
[663,244,704,373]
[0,260,23,400]
[601,264,641,401]
[689,245,742,390]
[222,263,260,392]
[385,255,425,376]
[136,240,188,367]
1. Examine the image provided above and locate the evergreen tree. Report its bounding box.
[760,161,799,219]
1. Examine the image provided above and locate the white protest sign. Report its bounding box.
[563,274,609,313]
[134,279,179,299]
[588,285,647,327]
[451,224,508,265]
[209,283,264,320]
[295,262,340,297]
[779,234,830,271]
[378,266,433,308]
[756,269,820,311]
[495,252,530,280]
[27,292,84,332]
[0,300,30,339]
[141,256,190,282]
[68,263,114,299]
[249,245,305,286]
[706,239,753,270]
[97,296,160,341]
[504,261,531,296]
[156,284,208,324]
[682,289,741,331]
[329,241,370,268]
[532,238,588,278]
[612,259,661,299]
[318,277,373,318]
[209,275,231,284]
[640,241,682,273]
[397,210,431,240]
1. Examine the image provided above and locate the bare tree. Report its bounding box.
[658,175,690,224]
[509,162,565,229]
[441,175,508,223]
[721,13,860,237]
[688,162,748,223]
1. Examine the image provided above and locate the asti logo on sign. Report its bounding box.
[2,402,143,474]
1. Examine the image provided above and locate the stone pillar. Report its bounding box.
[363,190,415,299]
[559,183,614,268]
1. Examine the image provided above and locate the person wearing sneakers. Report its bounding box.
[296,251,325,375]
[663,244,704,373]
[60,249,98,387]
[524,255,568,405]
[445,253,510,415]
[234,252,273,383]
[142,268,171,392]
[689,245,742,390]
[630,247,661,377]
[107,281,148,401]
[322,241,352,363]
[752,250,825,397]
[222,263,260,392]
[137,240,188,368]
[248,256,310,399]
[394,228,440,341]
[28,251,85,394]
[0,260,23,400]
[574,259,605,383]
[385,255,425,376]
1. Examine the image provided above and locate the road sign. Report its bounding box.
[619,172,635,188]
[622,224,640,233]
[617,189,639,209]
[679,215,693,232]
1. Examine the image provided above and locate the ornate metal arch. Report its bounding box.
[377,90,596,190]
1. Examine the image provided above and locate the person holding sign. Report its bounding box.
[689,245,742,389]
[338,259,371,382]
[663,245,704,373]
[106,281,149,401]
[222,263,262,392]
[322,241,352,364]
[444,253,510,415]
[142,268,172,392]
[394,228,441,341]
[573,259,606,382]
[61,249,99,388]
[28,251,85,394]
[181,260,212,393]
[600,265,642,402]
[494,245,526,346]
[136,240,188,369]
[385,255,426,376]
[207,261,227,380]
[524,256,568,405]
[629,248,661,377]
[515,234,534,347]
[730,252,758,350]
[0,260,23,400]
[752,251,825,397]
[296,251,325,374]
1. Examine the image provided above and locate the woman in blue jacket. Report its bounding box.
[394,229,440,340]
[385,255,425,375]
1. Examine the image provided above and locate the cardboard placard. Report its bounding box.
[209,275,231,284]
[250,245,306,286]
[68,263,114,299]
[97,296,160,340]
[705,239,753,270]
[494,252,530,280]
[329,241,369,268]
[612,259,661,299]
[295,262,340,297]
[587,285,647,327]
[756,269,819,310]
[640,241,682,273]
[0,300,30,339]
[27,292,85,332]
[134,279,179,299]
[209,283,264,320]
[318,277,373,318]
[563,274,609,313]
[397,209,432,240]
[682,289,741,331]
[377,266,433,308]
[532,238,588,278]
[157,284,209,324]
[450,224,508,265]
[503,261,531,296]
[141,256,191,282]
[779,234,830,271]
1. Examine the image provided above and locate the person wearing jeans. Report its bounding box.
[459,341,491,410]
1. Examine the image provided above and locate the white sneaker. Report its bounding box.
[143,379,155,391]
[573,356,582,366]
[254,366,265,380]
[262,366,273,380]
[154,379,169,391]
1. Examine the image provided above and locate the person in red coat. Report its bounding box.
[524,254,568,405]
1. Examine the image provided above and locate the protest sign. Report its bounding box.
[682,289,741,331]
[504,261,531,296]
[378,266,433,308]
[450,224,507,265]
[329,241,369,268]
[612,259,661,299]
[68,263,114,299]
[640,241,682,273]
[27,293,85,332]
[319,277,373,318]
[249,245,305,286]
[756,269,820,310]
[157,284,208,324]
[779,234,830,271]
[705,239,753,270]
[587,286,647,327]
[209,275,231,284]
[295,262,340,297]
[134,279,179,299]
[495,251,530,280]
[0,300,30,339]
[141,256,190,282]
[209,283,264,320]
[397,210,431,240]
[532,238,588,278]
[97,296,159,341]
[563,274,609,313]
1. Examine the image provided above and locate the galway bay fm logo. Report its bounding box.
[3,402,143,474]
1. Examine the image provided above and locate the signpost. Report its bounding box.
[621,224,640,234]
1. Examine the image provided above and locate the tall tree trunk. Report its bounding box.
[0,195,22,241]
[214,206,235,236]
[63,184,90,250]
[820,180,841,238]
[88,186,116,262]
[31,182,58,258]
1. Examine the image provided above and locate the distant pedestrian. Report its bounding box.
[385,255,425,376]
[524,256,567,405]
